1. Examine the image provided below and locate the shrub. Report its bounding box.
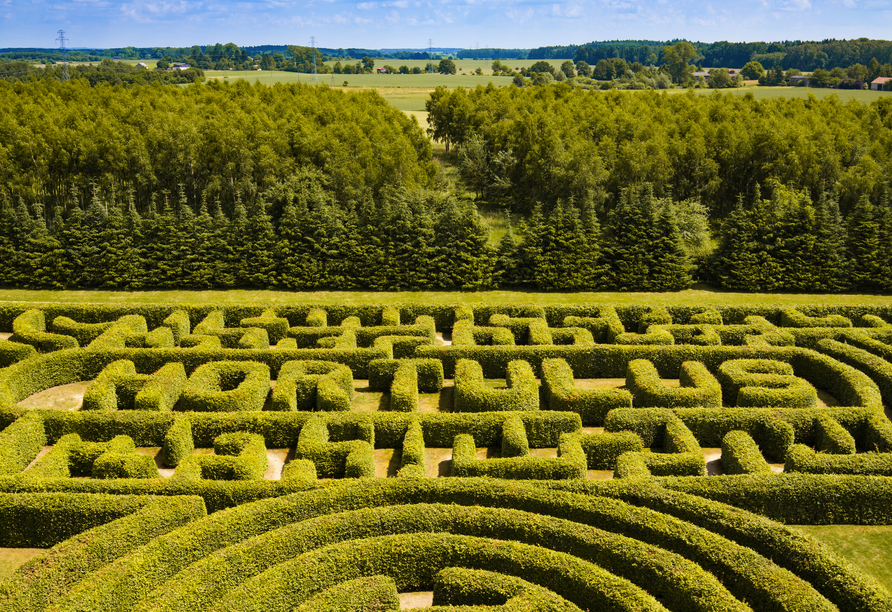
[814,415,856,454]
[615,450,706,478]
[306,308,328,327]
[81,360,145,411]
[381,306,400,326]
[237,327,270,350]
[240,309,289,344]
[626,359,721,408]
[452,320,516,347]
[689,308,723,325]
[717,359,817,407]
[500,414,530,457]
[92,451,160,479]
[174,432,268,481]
[294,575,400,612]
[0,411,46,475]
[432,567,581,610]
[368,358,444,393]
[399,418,425,476]
[721,430,773,475]
[817,338,892,405]
[0,339,36,367]
[389,360,418,412]
[541,358,632,426]
[451,432,586,479]
[295,415,374,478]
[637,306,672,333]
[489,313,547,343]
[453,359,538,412]
[11,309,79,352]
[0,494,205,612]
[133,362,187,411]
[179,361,271,412]
[785,444,892,475]
[162,309,191,343]
[780,308,852,328]
[579,431,643,469]
[271,360,353,412]
[161,415,194,468]
[179,334,223,349]
[317,330,356,350]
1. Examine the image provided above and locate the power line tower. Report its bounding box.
[428,39,434,73]
[310,36,318,81]
[56,29,69,82]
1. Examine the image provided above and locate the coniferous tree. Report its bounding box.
[187,196,215,288]
[434,198,492,289]
[649,204,691,290]
[494,224,521,289]
[81,186,109,287]
[536,200,589,290]
[0,192,18,286]
[847,194,883,290]
[579,196,607,289]
[811,191,848,292]
[516,204,546,287]
[210,198,236,288]
[228,194,250,287]
[23,202,64,288]
[604,186,655,290]
[124,191,145,289]
[244,197,277,287]
[98,198,139,288]
[771,189,817,291]
[57,187,88,288]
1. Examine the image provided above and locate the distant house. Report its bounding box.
[377,68,387,73]
[871,77,891,91]
[136,62,148,69]
[170,63,191,71]
[692,71,710,79]
[790,75,810,87]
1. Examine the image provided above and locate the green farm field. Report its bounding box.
[2,288,892,308]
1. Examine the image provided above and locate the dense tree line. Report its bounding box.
[0,80,435,218]
[0,60,203,86]
[426,85,892,218]
[0,180,691,291]
[528,38,892,71]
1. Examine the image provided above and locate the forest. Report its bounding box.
[1,78,892,293]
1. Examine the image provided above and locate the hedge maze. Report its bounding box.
[2,302,892,610]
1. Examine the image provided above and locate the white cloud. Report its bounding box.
[356,1,377,8]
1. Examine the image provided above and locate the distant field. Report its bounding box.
[1,288,890,308]
[203,69,514,89]
[689,85,890,103]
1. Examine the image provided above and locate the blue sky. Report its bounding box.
[2,0,890,50]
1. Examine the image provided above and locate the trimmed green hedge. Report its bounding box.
[0,339,36,367]
[240,309,289,344]
[295,415,374,478]
[271,360,353,412]
[451,320,516,347]
[814,415,856,454]
[179,361,271,412]
[0,494,205,612]
[500,414,529,457]
[294,575,401,612]
[10,309,79,352]
[0,411,46,476]
[717,359,818,408]
[432,567,582,611]
[174,432,268,481]
[453,359,538,412]
[579,431,643,469]
[780,309,852,329]
[134,362,187,411]
[626,359,721,408]
[785,444,892,476]
[368,358,444,393]
[817,338,892,405]
[452,432,586,479]
[721,430,773,475]
[541,358,632,426]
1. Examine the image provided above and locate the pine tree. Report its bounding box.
[81,186,109,287]
[494,224,521,289]
[23,202,65,288]
[210,198,235,288]
[0,191,18,286]
[98,197,138,288]
[847,194,883,290]
[275,195,307,290]
[124,191,145,289]
[649,204,691,291]
[579,196,607,289]
[536,200,589,290]
[229,194,250,287]
[434,198,492,289]
[771,189,817,291]
[57,186,87,288]
[516,204,546,287]
[244,197,277,287]
[188,196,215,289]
[811,192,848,292]
[604,187,655,290]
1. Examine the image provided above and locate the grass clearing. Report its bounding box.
[0,548,44,580]
[2,287,891,309]
[790,525,892,591]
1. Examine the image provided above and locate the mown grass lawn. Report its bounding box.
[791,525,892,591]
[0,287,890,308]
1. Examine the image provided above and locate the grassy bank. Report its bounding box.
[0,288,889,308]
